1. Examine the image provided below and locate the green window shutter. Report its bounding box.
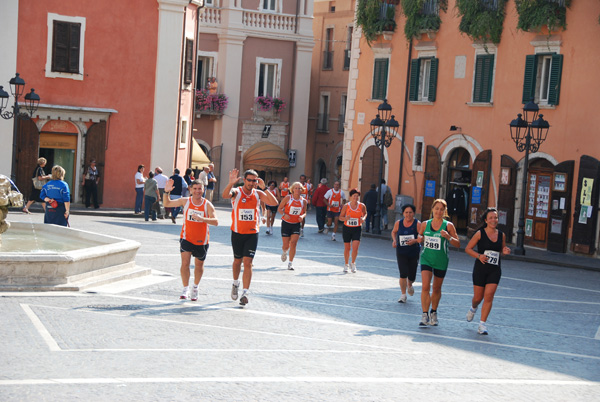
[522,54,537,104]
[428,58,439,102]
[473,54,494,103]
[408,59,420,101]
[372,58,389,100]
[548,54,563,106]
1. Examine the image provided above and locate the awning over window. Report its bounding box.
[191,140,211,169]
[243,141,289,172]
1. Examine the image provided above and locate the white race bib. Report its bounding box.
[347,218,359,226]
[289,206,301,215]
[484,250,500,265]
[399,235,414,247]
[238,209,255,221]
[331,200,339,208]
[424,236,441,250]
[187,209,204,221]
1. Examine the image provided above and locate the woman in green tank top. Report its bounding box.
[417,199,461,327]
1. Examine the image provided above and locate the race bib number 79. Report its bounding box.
[239,209,255,221]
[424,236,441,250]
[484,250,500,265]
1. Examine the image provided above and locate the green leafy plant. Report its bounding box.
[456,0,507,45]
[400,0,448,41]
[515,0,572,33]
[356,0,398,46]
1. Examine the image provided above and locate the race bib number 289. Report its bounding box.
[424,236,441,250]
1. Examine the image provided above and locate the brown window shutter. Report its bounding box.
[52,21,69,72]
[184,39,194,84]
[68,23,81,73]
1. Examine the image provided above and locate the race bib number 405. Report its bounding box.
[399,235,414,247]
[424,236,441,250]
[238,209,255,221]
[484,250,500,265]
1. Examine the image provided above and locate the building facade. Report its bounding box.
[344,0,600,256]
[1,0,202,208]
[192,0,314,192]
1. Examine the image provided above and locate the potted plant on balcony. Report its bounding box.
[196,90,228,117]
[515,0,571,33]
[356,0,399,45]
[400,0,448,41]
[456,0,507,47]
[254,96,286,121]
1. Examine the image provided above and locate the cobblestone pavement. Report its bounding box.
[1,208,599,401]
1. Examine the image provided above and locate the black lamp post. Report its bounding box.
[0,73,41,182]
[509,100,550,255]
[369,99,398,235]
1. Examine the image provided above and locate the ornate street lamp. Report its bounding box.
[509,100,550,255]
[0,73,41,181]
[369,99,398,235]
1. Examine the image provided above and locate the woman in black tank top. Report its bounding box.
[464,208,511,335]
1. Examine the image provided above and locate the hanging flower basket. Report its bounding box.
[196,90,229,115]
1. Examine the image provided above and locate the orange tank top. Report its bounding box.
[268,188,278,200]
[282,196,305,224]
[280,182,289,197]
[344,202,363,227]
[300,184,308,199]
[327,189,343,212]
[181,198,210,245]
[231,188,260,234]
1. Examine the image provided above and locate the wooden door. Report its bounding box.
[360,145,382,196]
[571,155,600,255]
[15,119,40,198]
[497,155,517,244]
[421,145,441,220]
[525,168,553,248]
[467,150,492,238]
[547,160,574,253]
[84,122,106,204]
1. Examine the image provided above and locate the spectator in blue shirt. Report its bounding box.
[40,165,71,226]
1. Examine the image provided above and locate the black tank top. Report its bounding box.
[475,227,503,269]
[396,219,420,257]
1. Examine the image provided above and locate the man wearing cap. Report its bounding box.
[312,178,330,233]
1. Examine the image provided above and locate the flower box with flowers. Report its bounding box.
[196,90,228,116]
[254,96,286,121]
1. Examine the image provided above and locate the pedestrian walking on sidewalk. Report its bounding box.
[391,204,421,303]
[339,188,367,273]
[278,182,307,271]
[134,164,146,214]
[163,179,218,301]
[464,208,510,335]
[417,199,460,327]
[222,168,278,306]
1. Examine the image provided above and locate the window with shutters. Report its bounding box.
[46,13,86,80]
[255,58,282,97]
[372,58,389,100]
[522,53,563,106]
[409,57,438,103]
[184,39,194,85]
[472,54,495,103]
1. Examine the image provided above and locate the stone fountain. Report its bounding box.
[0,174,149,291]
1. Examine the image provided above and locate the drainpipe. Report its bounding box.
[397,39,412,195]
[188,2,201,169]
[175,5,188,170]
[286,0,301,162]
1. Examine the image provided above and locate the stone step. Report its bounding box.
[56,265,152,291]
[65,261,137,283]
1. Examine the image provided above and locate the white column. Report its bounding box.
[151,0,189,172]
[288,40,314,178]
[0,0,19,175]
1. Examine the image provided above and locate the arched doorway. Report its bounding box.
[360,146,382,196]
[445,147,471,234]
[524,158,554,248]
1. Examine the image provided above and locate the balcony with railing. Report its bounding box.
[322,51,333,70]
[343,49,351,70]
[317,113,329,132]
[196,90,228,119]
[199,2,297,34]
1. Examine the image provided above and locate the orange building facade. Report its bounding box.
[344,0,600,256]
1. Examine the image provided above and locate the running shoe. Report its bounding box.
[466,307,477,322]
[318,228,324,233]
[331,233,336,241]
[300,228,304,238]
[407,285,414,296]
[429,311,439,326]
[265,229,270,235]
[343,264,350,273]
[419,312,429,326]
[350,262,357,273]
[478,322,488,335]
[239,291,249,306]
[324,227,329,234]
[190,286,199,301]
[281,249,288,262]
[287,262,294,271]
[398,294,407,303]
[180,288,189,300]
[231,283,239,300]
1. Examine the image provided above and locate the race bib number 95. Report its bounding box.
[424,236,441,250]
[239,209,255,221]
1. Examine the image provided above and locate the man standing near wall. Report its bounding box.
[154,167,169,219]
[312,178,329,233]
[205,163,217,202]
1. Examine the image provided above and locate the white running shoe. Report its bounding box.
[350,262,357,273]
[266,228,270,235]
[407,285,415,296]
[466,307,477,322]
[300,228,304,238]
[239,290,249,306]
[231,283,239,300]
[324,226,329,234]
[478,322,488,335]
[190,286,199,301]
[343,264,349,273]
[287,262,294,271]
[398,294,407,303]
[419,312,429,327]
[429,311,439,326]
[281,249,288,262]
[180,287,189,300]
[331,233,336,241]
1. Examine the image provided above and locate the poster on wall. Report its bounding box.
[498,209,507,225]
[425,180,436,197]
[500,168,510,185]
[580,178,594,206]
[471,186,481,204]
[476,171,484,188]
[551,219,562,234]
[525,219,533,237]
[470,207,478,224]
[579,206,588,224]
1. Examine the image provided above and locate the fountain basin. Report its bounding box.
[0,222,148,291]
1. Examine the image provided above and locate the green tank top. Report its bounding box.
[420,219,449,270]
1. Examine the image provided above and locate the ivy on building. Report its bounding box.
[356,0,398,46]
[400,0,448,41]
[455,0,507,45]
[515,0,572,33]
